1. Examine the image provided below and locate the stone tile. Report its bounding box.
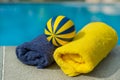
[0,47,3,80]
[4,46,120,80]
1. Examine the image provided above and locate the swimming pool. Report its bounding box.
[0,3,120,45]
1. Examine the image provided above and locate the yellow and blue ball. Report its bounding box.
[44,15,76,46]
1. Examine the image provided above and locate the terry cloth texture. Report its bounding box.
[53,22,118,76]
[16,34,56,68]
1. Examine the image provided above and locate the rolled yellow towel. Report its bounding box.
[53,22,118,76]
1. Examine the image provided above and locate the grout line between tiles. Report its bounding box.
[2,46,5,80]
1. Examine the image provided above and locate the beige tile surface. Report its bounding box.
[4,46,120,80]
[0,47,3,80]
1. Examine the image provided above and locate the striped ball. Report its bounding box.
[44,15,76,46]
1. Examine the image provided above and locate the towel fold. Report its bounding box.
[16,34,56,68]
[53,22,118,76]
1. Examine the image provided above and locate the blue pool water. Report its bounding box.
[0,3,120,45]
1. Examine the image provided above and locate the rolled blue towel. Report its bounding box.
[16,34,56,68]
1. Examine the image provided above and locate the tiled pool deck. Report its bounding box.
[0,47,3,80]
[0,46,120,80]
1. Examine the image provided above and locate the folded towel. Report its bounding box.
[53,22,118,76]
[16,34,56,68]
